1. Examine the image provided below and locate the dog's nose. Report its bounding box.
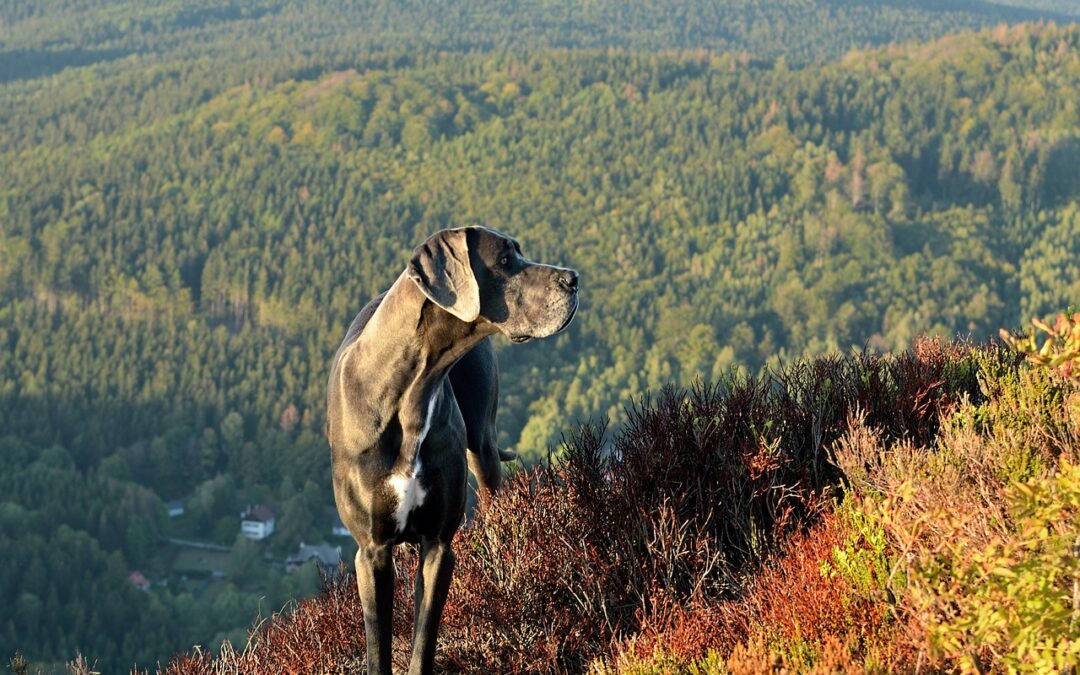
[558,270,579,292]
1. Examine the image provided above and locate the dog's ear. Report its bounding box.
[407,228,481,322]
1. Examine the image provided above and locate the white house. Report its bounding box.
[128,570,151,592]
[240,504,275,540]
[167,500,185,518]
[330,514,350,538]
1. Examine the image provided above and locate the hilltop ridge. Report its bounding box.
[1,0,1071,75]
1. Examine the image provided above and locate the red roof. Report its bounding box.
[128,571,150,588]
[243,504,275,522]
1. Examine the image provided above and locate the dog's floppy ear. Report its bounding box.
[407,228,481,322]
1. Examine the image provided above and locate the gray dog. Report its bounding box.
[326,227,579,675]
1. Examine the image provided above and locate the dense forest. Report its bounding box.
[2,0,1079,671]
[1,0,1074,79]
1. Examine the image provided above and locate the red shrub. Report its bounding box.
[159,345,981,674]
[158,556,418,675]
[726,511,911,673]
[743,513,870,645]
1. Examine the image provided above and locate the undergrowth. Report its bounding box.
[147,332,1080,674]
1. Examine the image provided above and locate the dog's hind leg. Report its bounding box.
[466,438,503,500]
[356,544,395,675]
[407,537,455,675]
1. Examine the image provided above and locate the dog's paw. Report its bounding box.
[497,447,518,462]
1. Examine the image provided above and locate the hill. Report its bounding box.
[0,0,1069,80]
[995,0,1080,16]
[157,329,1080,673]
[2,6,1080,672]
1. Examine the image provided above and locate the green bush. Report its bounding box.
[909,461,1080,673]
[1001,312,1080,383]
[821,498,895,601]
[588,648,727,675]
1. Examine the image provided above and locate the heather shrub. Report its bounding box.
[717,331,1080,675]
[1001,311,1080,382]
[997,311,1080,462]
[725,634,870,675]
[588,648,725,675]
[823,499,891,598]
[741,514,851,648]
[439,467,609,672]
[830,330,1080,673]
[736,510,901,673]
[905,461,1080,673]
[601,509,903,674]
[445,344,980,672]
[960,353,1078,472]
[158,343,987,674]
[832,374,1060,563]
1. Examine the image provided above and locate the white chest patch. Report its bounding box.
[386,389,439,532]
[387,461,428,533]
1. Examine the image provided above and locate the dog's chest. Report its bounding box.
[377,389,466,538]
[385,460,429,534]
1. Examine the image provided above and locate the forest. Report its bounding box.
[3,0,1076,79]
[2,0,1079,671]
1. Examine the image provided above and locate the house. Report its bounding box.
[286,542,342,573]
[128,570,151,592]
[330,514,350,538]
[167,500,185,518]
[240,504,275,540]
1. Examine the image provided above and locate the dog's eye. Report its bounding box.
[499,255,510,266]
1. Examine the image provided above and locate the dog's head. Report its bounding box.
[407,226,578,342]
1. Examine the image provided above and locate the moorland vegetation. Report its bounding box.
[159,319,1080,673]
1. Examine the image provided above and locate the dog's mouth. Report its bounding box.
[508,298,577,344]
[552,298,578,335]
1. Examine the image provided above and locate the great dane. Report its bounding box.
[326,226,579,675]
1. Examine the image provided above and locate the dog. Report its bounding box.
[326,226,578,675]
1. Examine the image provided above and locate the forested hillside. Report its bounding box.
[997,0,1080,16]
[0,0,1067,79]
[2,1,1080,671]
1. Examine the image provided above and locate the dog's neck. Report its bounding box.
[333,274,495,455]
[356,273,495,405]
[386,273,495,376]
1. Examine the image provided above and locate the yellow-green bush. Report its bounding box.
[821,498,894,600]
[907,461,1080,673]
[828,328,1080,673]
[1001,312,1080,383]
[1002,312,1080,446]
[588,648,726,675]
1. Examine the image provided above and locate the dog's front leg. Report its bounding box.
[357,543,395,675]
[407,537,455,675]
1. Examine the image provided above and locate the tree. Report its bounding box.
[228,535,263,585]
